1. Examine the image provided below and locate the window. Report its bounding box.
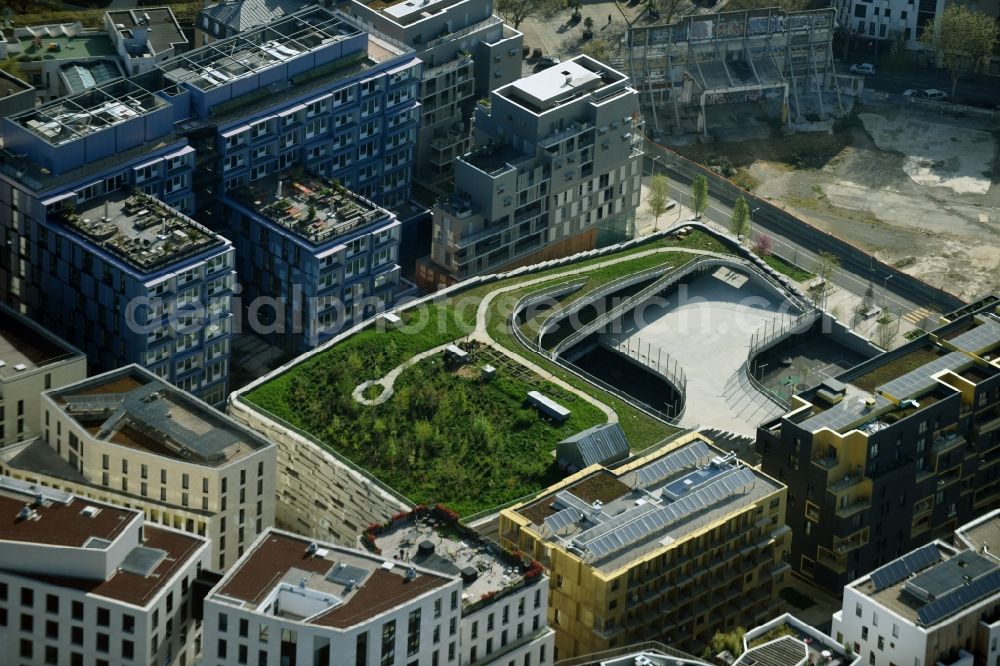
[97,607,110,626]
[407,609,421,656]
[381,620,396,666]
[862,626,869,640]
[71,601,83,620]
[46,594,59,614]
[855,602,862,618]
[21,588,33,607]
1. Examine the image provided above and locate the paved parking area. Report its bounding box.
[615,267,790,436]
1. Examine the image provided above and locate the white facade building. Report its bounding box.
[832,510,1000,666]
[203,527,554,666]
[832,0,943,50]
[0,364,277,571]
[0,474,210,666]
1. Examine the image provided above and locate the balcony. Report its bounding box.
[833,528,868,555]
[835,495,871,518]
[812,447,838,469]
[423,54,473,81]
[932,432,965,454]
[829,472,864,492]
[539,121,594,150]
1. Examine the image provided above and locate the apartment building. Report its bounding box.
[499,431,790,659]
[0,7,421,402]
[0,364,276,570]
[222,168,401,354]
[349,0,522,189]
[831,0,942,50]
[832,509,1000,666]
[166,8,422,217]
[756,299,1000,593]
[203,526,554,665]
[0,474,210,666]
[0,303,86,446]
[422,55,642,289]
[105,8,188,76]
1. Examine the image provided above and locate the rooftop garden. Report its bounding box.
[244,230,732,517]
[850,345,942,393]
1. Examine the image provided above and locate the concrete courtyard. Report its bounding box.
[614,267,793,436]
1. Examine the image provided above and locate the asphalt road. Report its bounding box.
[836,63,1000,107]
[648,156,958,321]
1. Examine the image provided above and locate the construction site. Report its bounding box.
[621,7,859,139]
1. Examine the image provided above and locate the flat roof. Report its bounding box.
[514,437,782,573]
[59,59,125,95]
[15,31,115,61]
[199,0,305,34]
[368,0,464,25]
[0,70,32,98]
[498,56,628,113]
[107,8,187,58]
[55,190,226,275]
[735,636,806,666]
[212,530,453,628]
[161,8,361,92]
[0,304,81,377]
[956,510,1000,559]
[229,169,392,247]
[11,77,167,146]
[19,524,205,606]
[1,438,88,484]
[371,514,527,609]
[50,365,273,467]
[855,541,1000,627]
[0,476,138,548]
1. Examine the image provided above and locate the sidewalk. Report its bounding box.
[634,173,926,351]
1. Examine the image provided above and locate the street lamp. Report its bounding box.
[749,206,761,242]
[649,154,660,177]
[882,274,893,309]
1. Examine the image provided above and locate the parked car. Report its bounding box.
[850,63,875,75]
[923,88,948,100]
[537,55,560,68]
[902,88,918,97]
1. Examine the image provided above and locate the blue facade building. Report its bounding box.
[0,7,421,403]
[223,168,401,355]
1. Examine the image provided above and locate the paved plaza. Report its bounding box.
[616,267,792,435]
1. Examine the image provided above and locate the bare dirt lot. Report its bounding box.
[674,105,1000,301]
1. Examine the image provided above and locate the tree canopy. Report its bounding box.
[691,175,709,217]
[921,5,999,98]
[496,0,564,28]
[647,174,670,230]
[729,196,751,237]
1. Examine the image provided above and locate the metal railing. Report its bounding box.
[744,310,820,410]
[554,641,707,665]
[603,333,687,419]
[537,262,676,342]
[509,291,681,425]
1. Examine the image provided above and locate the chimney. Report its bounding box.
[277,180,283,197]
[565,73,573,86]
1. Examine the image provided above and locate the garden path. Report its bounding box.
[351,244,729,425]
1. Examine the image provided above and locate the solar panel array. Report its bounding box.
[908,551,996,599]
[869,544,942,591]
[577,467,757,562]
[543,508,583,535]
[633,440,714,488]
[948,316,1000,355]
[878,352,968,401]
[917,570,1000,627]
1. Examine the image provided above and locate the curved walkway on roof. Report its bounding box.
[350,243,737,422]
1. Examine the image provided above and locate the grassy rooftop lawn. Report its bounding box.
[245,231,731,513]
[850,345,941,393]
[250,344,604,516]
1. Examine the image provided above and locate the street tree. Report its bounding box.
[729,196,750,237]
[815,251,839,284]
[581,37,610,62]
[752,233,773,257]
[496,0,563,29]
[876,316,896,350]
[860,281,876,312]
[921,5,999,99]
[647,174,670,231]
[690,175,709,218]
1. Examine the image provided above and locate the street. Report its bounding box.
[834,62,1000,107]
[647,156,956,326]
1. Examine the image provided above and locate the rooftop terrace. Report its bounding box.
[857,540,1000,628]
[161,8,361,92]
[213,530,453,628]
[0,305,80,377]
[12,77,166,146]
[956,509,1000,559]
[15,30,115,62]
[107,8,187,58]
[369,506,537,612]
[51,366,272,466]
[56,191,225,274]
[515,436,782,573]
[230,169,391,246]
[363,0,465,25]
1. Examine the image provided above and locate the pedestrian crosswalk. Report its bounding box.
[902,306,938,326]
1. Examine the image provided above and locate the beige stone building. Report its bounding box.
[0,302,87,446]
[0,364,276,570]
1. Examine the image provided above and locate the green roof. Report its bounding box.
[18,34,116,61]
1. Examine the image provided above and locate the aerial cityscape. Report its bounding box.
[0,0,997,662]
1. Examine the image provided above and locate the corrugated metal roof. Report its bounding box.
[558,423,630,469]
[200,0,306,35]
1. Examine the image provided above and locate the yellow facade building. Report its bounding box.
[499,432,790,659]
